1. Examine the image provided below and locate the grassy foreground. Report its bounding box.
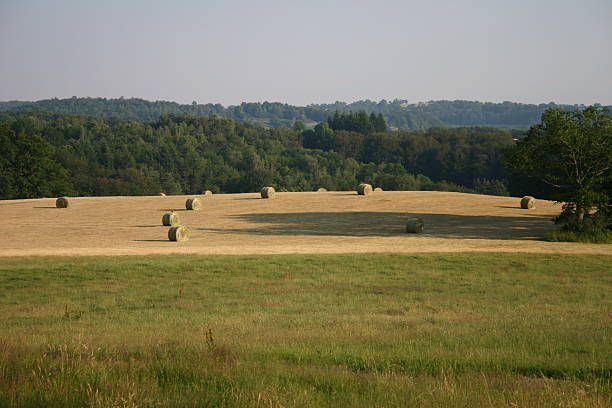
[0,253,610,407]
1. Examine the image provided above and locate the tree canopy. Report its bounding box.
[505,106,611,231]
[0,122,73,199]
[1,97,603,130]
[0,110,517,199]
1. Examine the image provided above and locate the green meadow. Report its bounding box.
[0,253,610,407]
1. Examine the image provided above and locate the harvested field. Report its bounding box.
[0,191,610,257]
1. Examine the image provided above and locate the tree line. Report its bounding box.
[302,111,513,194]
[1,97,602,130]
[0,110,512,199]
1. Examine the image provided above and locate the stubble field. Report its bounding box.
[0,191,610,256]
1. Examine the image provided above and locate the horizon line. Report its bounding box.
[1,96,608,108]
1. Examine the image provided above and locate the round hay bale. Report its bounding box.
[406,217,424,233]
[317,188,327,192]
[203,190,213,196]
[159,192,166,196]
[185,197,202,210]
[168,226,190,242]
[374,187,383,192]
[162,212,180,226]
[520,196,536,209]
[261,186,275,199]
[55,197,70,208]
[357,183,372,195]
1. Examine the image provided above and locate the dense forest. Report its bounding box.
[0,110,515,199]
[1,97,602,130]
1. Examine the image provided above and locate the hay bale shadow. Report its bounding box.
[197,211,554,240]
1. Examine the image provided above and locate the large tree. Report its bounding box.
[505,106,611,231]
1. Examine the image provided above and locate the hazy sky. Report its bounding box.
[1,0,610,106]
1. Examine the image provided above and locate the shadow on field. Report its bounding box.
[0,200,40,206]
[196,211,554,240]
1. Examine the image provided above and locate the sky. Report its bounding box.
[0,0,610,106]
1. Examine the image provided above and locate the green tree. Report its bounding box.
[505,106,611,231]
[292,120,305,133]
[473,178,509,196]
[303,122,335,151]
[0,123,74,199]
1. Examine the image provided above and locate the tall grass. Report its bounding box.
[0,253,610,407]
[547,229,612,244]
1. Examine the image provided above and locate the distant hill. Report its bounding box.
[0,97,602,130]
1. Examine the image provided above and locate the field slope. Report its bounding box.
[0,191,610,256]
